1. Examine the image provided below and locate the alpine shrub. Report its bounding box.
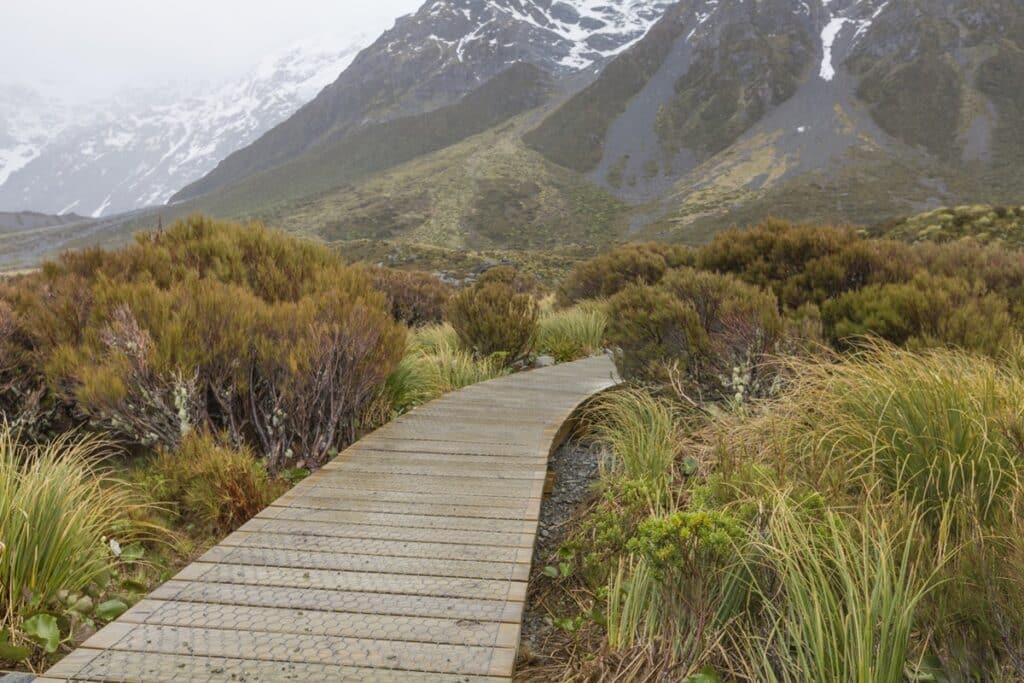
[447,281,539,365]
[607,269,783,401]
[366,266,452,327]
[559,243,694,305]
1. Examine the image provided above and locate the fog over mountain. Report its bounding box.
[0,1,420,216]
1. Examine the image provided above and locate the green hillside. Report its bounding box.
[872,204,1024,246]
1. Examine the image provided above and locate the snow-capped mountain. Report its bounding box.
[173,0,675,202]
[0,37,367,217]
[0,85,78,189]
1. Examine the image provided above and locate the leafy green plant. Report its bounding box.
[22,614,60,654]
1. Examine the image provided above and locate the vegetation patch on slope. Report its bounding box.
[873,204,1024,247]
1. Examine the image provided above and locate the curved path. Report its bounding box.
[42,355,619,682]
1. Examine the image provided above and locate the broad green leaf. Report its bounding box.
[0,630,31,662]
[683,669,720,683]
[913,655,951,683]
[119,543,145,563]
[122,579,149,593]
[680,456,700,476]
[95,599,129,620]
[542,565,560,578]
[23,613,60,653]
[69,595,94,614]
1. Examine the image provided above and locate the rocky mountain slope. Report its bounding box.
[0,38,365,218]
[171,0,675,202]
[526,0,1024,240]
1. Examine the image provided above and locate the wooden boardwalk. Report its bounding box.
[42,355,619,682]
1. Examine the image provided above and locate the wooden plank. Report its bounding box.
[200,545,532,581]
[260,505,537,533]
[43,356,619,681]
[219,529,536,563]
[80,622,514,676]
[42,648,508,682]
[117,599,523,647]
[273,492,538,520]
[238,518,537,548]
[172,562,528,602]
[148,581,525,622]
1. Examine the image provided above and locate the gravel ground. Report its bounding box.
[519,438,606,660]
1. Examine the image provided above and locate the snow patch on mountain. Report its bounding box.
[415,0,675,74]
[819,0,889,81]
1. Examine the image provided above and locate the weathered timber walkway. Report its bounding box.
[42,355,619,682]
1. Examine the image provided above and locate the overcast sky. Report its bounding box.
[0,0,422,100]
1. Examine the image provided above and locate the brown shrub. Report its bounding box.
[0,300,51,436]
[366,266,452,327]
[606,284,706,386]
[476,266,545,297]
[607,269,784,402]
[150,432,287,535]
[558,243,695,305]
[695,219,916,308]
[5,216,405,470]
[822,273,1017,356]
[448,281,538,365]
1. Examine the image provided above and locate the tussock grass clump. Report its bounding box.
[587,389,680,513]
[706,345,1024,676]
[738,499,943,683]
[724,345,1024,529]
[0,428,152,657]
[384,324,509,413]
[538,303,608,362]
[528,343,1024,680]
